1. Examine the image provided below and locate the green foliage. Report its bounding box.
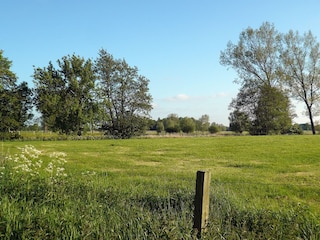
[155,120,164,133]
[0,51,33,137]
[229,110,250,133]
[0,50,17,89]
[208,122,227,134]
[33,54,96,135]
[221,22,320,135]
[0,131,21,140]
[228,76,293,136]
[289,123,304,135]
[159,114,225,134]
[208,123,219,134]
[281,30,320,134]
[180,117,195,133]
[95,49,153,139]
[250,84,292,135]
[220,22,282,87]
[196,114,210,132]
[163,114,180,133]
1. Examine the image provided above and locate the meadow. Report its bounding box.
[1,135,320,239]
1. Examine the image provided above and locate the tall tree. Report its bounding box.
[220,22,294,134]
[95,49,152,138]
[220,22,283,88]
[0,50,17,89]
[33,54,96,134]
[0,50,33,135]
[280,30,320,134]
[251,84,292,135]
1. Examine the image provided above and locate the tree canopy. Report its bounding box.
[32,50,154,138]
[0,50,17,90]
[280,30,320,134]
[220,22,282,88]
[33,54,96,135]
[0,50,33,137]
[221,22,320,134]
[95,49,153,138]
[252,84,292,135]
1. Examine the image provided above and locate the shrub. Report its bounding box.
[209,124,219,134]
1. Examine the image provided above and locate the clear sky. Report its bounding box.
[2,0,320,125]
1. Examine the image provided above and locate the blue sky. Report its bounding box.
[2,0,320,125]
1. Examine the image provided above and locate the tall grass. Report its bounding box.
[1,136,320,238]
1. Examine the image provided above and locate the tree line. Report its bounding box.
[149,114,226,134]
[1,48,226,139]
[221,22,320,135]
[2,22,320,138]
[0,49,153,139]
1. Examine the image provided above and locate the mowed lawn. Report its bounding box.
[2,134,320,215]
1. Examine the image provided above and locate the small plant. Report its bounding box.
[1,145,67,184]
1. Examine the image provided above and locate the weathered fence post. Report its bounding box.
[193,170,211,238]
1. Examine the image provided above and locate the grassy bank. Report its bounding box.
[1,135,320,238]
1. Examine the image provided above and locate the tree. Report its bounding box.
[251,84,292,135]
[180,117,196,133]
[229,82,259,121]
[163,114,180,133]
[155,120,164,133]
[0,50,33,136]
[208,122,220,134]
[33,54,96,135]
[280,30,320,134]
[229,83,292,135]
[228,110,250,134]
[196,114,210,132]
[95,49,152,138]
[220,22,283,88]
[220,22,294,134]
[14,82,34,128]
[0,50,17,89]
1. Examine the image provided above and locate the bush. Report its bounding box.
[209,124,219,134]
[0,131,21,140]
[289,124,304,135]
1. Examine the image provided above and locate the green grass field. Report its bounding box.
[1,135,320,239]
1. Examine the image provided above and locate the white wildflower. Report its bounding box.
[5,145,68,182]
[46,162,53,173]
[34,160,43,168]
[57,167,65,172]
[49,152,67,159]
[81,170,97,176]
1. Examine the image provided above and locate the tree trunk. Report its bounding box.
[307,105,316,135]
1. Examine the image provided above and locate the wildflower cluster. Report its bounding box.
[1,145,68,183]
[3,145,43,178]
[46,151,68,183]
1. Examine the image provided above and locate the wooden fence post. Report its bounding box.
[193,170,211,238]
